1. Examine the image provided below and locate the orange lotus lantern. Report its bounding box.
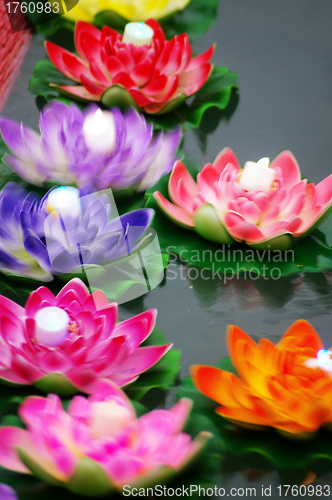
[191,320,332,436]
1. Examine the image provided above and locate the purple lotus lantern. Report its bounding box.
[0,182,154,281]
[0,101,181,191]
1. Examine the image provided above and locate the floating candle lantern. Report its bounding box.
[305,349,332,373]
[122,22,154,47]
[47,186,81,217]
[91,401,134,438]
[82,108,117,155]
[35,306,70,347]
[239,157,276,192]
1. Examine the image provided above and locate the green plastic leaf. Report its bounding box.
[146,170,332,277]
[101,85,140,112]
[67,458,113,497]
[33,373,80,397]
[93,10,127,31]
[160,0,219,41]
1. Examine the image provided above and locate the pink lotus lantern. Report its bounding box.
[0,278,171,395]
[0,380,210,496]
[154,148,332,250]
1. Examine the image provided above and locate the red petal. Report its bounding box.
[106,56,128,78]
[62,52,90,80]
[101,26,119,46]
[46,42,82,83]
[75,21,101,60]
[80,74,105,97]
[186,44,215,71]
[114,48,133,71]
[58,85,100,101]
[177,63,212,96]
[111,72,135,91]
[131,58,154,87]
[145,19,165,42]
[142,73,168,96]
[128,89,153,107]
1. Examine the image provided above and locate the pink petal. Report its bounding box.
[0,369,31,385]
[11,354,43,382]
[26,286,56,316]
[40,350,73,374]
[154,192,194,227]
[169,161,198,204]
[314,174,332,208]
[295,206,324,235]
[46,42,82,83]
[270,151,301,188]
[169,399,192,433]
[111,344,172,377]
[67,368,97,393]
[197,164,221,205]
[58,85,101,101]
[112,309,157,351]
[213,147,241,175]
[0,295,24,318]
[0,427,32,473]
[303,183,315,209]
[177,63,212,96]
[83,290,110,312]
[224,211,264,243]
[186,44,215,71]
[237,200,262,224]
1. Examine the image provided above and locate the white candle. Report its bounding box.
[122,22,154,47]
[82,109,117,155]
[304,349,332,373]
[91,401,133,438]
[47,186,81,218]
[239,157,276,192]
[35,306,70,347]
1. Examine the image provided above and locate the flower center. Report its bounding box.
[238,157,276,192]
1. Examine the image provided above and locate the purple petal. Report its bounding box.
[0,117,40,161]
[0,484,19,500]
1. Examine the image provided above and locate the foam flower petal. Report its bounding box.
[154,148,332,249]
[192,321,332,435]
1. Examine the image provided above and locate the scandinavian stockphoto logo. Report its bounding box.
[44,187,165,305]
[4,0,79,33]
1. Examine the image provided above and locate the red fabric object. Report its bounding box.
[0,2,31,112]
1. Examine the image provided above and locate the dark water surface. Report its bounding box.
[3,1,332,498]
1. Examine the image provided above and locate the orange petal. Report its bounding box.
[191,365,250,408]
[281,320,324,351]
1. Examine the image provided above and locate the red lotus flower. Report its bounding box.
[45,19,214,114]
